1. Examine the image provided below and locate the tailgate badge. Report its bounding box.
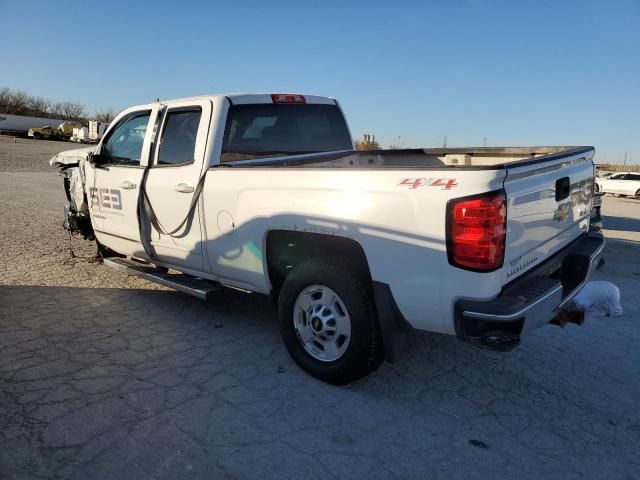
[553,202,572,222]
[506,255,539,279]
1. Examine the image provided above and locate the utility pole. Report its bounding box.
[483,137,487,147]
[623,151,627,166]
[443,134,447,148]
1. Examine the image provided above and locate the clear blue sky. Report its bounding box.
[1,0,639,163]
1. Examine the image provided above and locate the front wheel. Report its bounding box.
[277,258,383,385]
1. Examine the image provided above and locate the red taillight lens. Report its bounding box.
[271,93,306,104]
[447,191,506,271]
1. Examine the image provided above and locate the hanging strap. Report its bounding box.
[142,171,208,237]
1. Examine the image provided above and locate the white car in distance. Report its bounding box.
[596,172,640,197]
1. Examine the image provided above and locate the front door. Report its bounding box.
[143,99,212,271]
[87,107,159,258]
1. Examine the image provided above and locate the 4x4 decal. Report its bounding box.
[398,178,458,190]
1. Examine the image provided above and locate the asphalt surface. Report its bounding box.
[1,144,639,479]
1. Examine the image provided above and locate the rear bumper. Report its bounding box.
[454,233,605,350]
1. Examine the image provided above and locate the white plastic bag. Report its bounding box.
[573,281,623,317]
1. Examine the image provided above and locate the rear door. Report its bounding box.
[143,99,212,271]
[501,148,594,283]
[87,107,159,257]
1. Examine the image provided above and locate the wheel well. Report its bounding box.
[265,230,372,294]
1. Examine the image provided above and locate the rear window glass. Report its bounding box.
[157,108,201,165]
[221,104,351,162]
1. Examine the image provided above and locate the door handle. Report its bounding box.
[120,180,137,190]
[555,177,570,201]
[174,183,195,193]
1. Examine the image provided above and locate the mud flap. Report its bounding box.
[372,281,415,363]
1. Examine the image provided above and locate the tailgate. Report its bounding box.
[502,147,595,284]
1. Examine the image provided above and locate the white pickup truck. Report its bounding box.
[51,93,604,384]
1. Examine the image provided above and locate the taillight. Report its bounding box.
[271,93,306,104]
[447,190,507,271]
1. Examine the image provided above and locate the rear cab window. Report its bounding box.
[221,103,351,162]
[157,108,202,166]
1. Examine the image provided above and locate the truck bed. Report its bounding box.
[225,146,593,169]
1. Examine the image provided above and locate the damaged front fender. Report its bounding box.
[50,147,95,239]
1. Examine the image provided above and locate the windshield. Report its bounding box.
[221,103,351,162]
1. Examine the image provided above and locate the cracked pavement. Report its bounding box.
[1,142,639,479]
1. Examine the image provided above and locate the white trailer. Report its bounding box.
[0,113,66,134]
[88,120,109,142]
[71,127,89,143]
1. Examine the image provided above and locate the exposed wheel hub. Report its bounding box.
[310,305,334,333]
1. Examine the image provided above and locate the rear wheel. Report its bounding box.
[635,189,640,198]
[277,258,383,385]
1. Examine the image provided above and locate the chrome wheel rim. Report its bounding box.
[293,285,351,362]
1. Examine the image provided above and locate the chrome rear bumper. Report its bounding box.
[454,233,605,350]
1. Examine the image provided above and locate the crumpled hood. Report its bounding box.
[49,146,95,166]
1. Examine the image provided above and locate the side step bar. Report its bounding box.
[103,257,220,300]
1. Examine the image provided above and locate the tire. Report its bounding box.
[33,133,41,140]
[277,257,383,385]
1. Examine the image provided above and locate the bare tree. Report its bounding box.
[1,89,31,115]
[0,87,99,121]
[94,108,117,122]
[0,87,12,113]
[53,101,85,121]
[27,96,52,117]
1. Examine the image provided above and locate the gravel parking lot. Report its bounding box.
[1,137,639,479]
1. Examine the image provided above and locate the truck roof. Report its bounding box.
[127,93,337,110]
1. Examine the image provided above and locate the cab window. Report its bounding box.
[102,112,151,166]
[157,108,202,165]
[221,104,351,162]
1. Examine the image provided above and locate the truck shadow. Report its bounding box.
[602,214,640,234]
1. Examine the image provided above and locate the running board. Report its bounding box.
[103,257,220,300]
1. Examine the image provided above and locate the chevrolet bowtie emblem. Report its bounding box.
[553,202,571,222]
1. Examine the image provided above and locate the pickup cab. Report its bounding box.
[51,93,604,384]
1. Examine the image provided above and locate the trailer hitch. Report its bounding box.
[550,306,585,328]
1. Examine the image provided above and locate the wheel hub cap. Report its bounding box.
[293,285,352,362]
